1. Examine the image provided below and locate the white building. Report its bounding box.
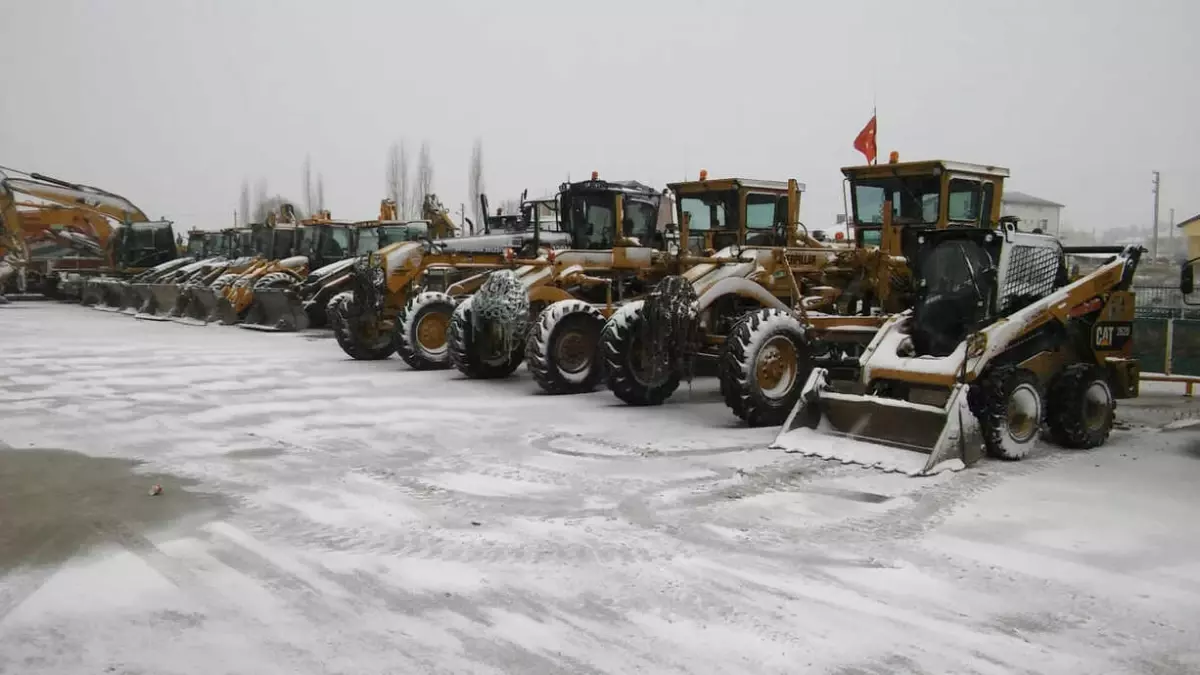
[1002,190,1064,234]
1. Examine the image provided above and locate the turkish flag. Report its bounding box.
[853,115,877,165]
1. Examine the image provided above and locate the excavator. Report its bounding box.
[0,167,177,304]
[0,202,110,299]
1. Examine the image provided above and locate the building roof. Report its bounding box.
[1176,213,1200,228]
[1003,190,1064,208]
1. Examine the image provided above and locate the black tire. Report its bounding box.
[602,302,681,406]
[448,297,524,379]
[1046,363,1114,449]
[971,365,1045,461]
[718,308,813,427]
[328,290,394,360]
[254,271,300,290]
[395,291,457,370]
[526,299,606,395]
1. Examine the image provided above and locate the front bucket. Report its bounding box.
[135,283,179,321]
[118,283,142,314]
[214,295,242,325]
[183,286,224,323]
[238,288,309,332]
[770,368,981,476]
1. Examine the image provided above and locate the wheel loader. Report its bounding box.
[772,223,1143,476]
[424,175,671,391]
[240,196,460,332]
[328,193,571,361]
[133,226,265,321]
[603,159,1017,427]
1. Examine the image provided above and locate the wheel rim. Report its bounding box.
[1006,383,1042,444]
[1083,381,1112,432]
[356,319,391,350]
[479,324,511,366]
[755,335,799,400]
[628,332,669,387]
[415,312,449,354]
[554,327,594,375]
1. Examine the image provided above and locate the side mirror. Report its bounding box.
[1182,263,1194,295]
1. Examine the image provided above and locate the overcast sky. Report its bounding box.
[1,0,1196,233]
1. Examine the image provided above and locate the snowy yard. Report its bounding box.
[2,302,1199,675]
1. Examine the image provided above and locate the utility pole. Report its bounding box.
[1152,170,1161,260]
[1170,207,1176,249]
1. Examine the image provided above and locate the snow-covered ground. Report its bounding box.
[2,302,1199,674]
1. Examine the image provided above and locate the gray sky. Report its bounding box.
[2,0,1196,232]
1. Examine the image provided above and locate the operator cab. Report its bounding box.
[369,221,432,251]
[668,174,807,254]
[558,175,663,251]
[902,224,1066,357]
[845,158,1009,254]
[110,220,177,269]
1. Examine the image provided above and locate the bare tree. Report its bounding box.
[238,180,250,227]
[469,138,485,228]
[253,178,269,223]
[302,154,314,215]
[399,141,412,218]
[316,174,326,213]
[386,143,402,212]
[415,140,434,218]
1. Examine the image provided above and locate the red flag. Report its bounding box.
[853,114,877,165]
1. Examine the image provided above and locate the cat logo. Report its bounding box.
[1093,321,1132,349]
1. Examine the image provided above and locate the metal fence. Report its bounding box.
[1133,285,1200,376]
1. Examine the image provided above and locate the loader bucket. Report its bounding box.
[131,283,156,316]
[184,286,222,323]
[135,283,179,321]
[239,287,309,332]
[119,282,142,314]
[214,295,242,325]
[770,368,982,476]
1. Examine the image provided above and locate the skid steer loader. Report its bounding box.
[241,196,458,332]
[431,175,671,391]
[772,224,1142,476]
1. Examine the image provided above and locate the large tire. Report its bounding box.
[602,301,681,406]
[254,271,300,290]
[971,365,1044,461]
[328,290,394,360]
[718,308,813,427]
[526,300,606,395]
[1046,364,1114,449]
[210,273,238,292]
[448,297,524,379]
[395,291,456,370]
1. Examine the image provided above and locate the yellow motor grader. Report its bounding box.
[420,175,672,390]
[602,159,1014,427]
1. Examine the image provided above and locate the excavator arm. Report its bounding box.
[3,173,149,224]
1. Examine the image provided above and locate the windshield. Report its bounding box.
[355,228,379,254]
[295,226,314,257]
[185,237,205,257]
[272,229,296,259]
[679,191,736,232]
[852,176,941,225]
[320,227,352,258]
[379,223,429,246]
[566,193,615,249]
[623,197,660,244]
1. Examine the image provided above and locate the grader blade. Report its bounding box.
[239,288,309,332]
[771,368,981,476]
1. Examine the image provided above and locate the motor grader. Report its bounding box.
[772,223,1143,476]
[423,176,672,391]
[241,195,461,332]
[328,193,572,361]
[602,159,1013,426]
